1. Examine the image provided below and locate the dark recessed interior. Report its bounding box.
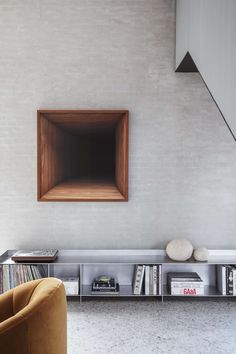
[37,110,128,201]
[74,131,116,181]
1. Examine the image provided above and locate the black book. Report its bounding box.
[167,272,202,282]
[228,266,234,296]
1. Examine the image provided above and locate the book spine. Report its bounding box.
[159,265,162,296]
[31,265,37,280]
[139,265,145,295]
[153,265,157,295]
[170,282,204,288]
[26,266,31,282]
[233,268,236,296]
[226,266,230,295]
[3,265,10,292]
[19,265,24,284]
[133,265,143,295]
[149,266,153,295]
[9,265,13,289]
[0,266,3,294]
[22,265,28,283]
[145,266,150,295]
[216,265,226,295]
[167,278,202,282]
[228,267,234,295]
[35,266,42,279]
[15,265,20,286]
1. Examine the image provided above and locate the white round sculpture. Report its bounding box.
[193,247,209,262]
[166,239,193,261]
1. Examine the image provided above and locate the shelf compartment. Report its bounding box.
[81,263,162,298]
[49,263,80,296]
[37,110,128,201]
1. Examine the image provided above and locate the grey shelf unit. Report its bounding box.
[1,249,236,301]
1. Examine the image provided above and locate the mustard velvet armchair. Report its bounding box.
[0,278,67,354]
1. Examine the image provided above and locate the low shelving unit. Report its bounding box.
[1,249,236,302]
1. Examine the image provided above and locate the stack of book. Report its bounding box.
[217,265,236,295]
[91,276,119,295]
[133,265,162,295]
[0,264,46,294]
[167,272,204,296]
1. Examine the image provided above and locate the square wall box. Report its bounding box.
[37,110,128,201]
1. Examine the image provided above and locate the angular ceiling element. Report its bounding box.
[175,52,198,73]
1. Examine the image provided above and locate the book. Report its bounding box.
[170,286,204,296]
[149,266,153,295]
[91,283,119,295]
[216,265,226,295]
[0,264,46,294]
[170,282,204,289]
[167,272,204,296]
[92,276,116,290]
[159,265,162,296]
[233,267,236,296]
[0,266,3,294]
[139,265,145,294]
[167,272,202,282]
[228,266,234,295]
[145,266,150,295]
[152,265,158,295]
[11,250,58,262]
[133,265,145,295]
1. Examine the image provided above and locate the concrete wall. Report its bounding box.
[0,0,236,251]
[176,0,236,138]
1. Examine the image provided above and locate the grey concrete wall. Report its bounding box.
[176,0,236,138]
[0,0,236,251]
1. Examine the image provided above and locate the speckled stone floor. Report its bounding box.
[67,299,236,354]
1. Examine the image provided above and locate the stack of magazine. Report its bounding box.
[217,265,236,295]
[133,265,162,295]
[167,272,204,296]
[91,276,119,295]
[0,264,46,294]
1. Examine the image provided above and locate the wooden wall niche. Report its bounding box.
[37,110,128,201]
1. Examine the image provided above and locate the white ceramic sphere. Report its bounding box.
[193,247,209,262]
[166,239,193,261]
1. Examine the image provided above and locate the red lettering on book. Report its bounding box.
[184,288,197,295]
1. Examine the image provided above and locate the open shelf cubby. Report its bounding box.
[37,110,128,201]
[1,250,236,301]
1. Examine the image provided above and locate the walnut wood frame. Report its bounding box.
[37,110,129,202]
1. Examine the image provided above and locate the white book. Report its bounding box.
[153,265,157,295]
[170,282,204,289]
[145,266,150,295]
[171,287,204,296]
[133,265,143,295]
[233,268,236,296]
[149,266,153,295]
[159,265,162,295]
[216,265,226,295]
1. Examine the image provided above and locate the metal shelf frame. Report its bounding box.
[1,249,236,302]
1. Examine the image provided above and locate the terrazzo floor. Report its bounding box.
[67,299,236,354]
